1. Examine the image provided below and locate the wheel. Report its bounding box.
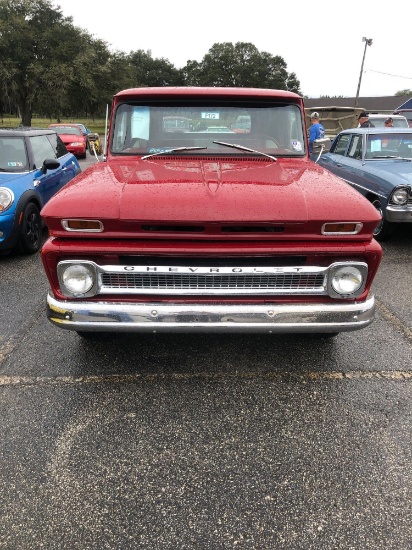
[16,202,42,254]
[371,199,395,241]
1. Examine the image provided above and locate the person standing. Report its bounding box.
[357,112,375,128]
[308,112,325,155]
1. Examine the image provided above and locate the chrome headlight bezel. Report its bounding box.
[57,261,99,297]
[0,187,14,213]
[327,262,368,299]
[390,186,410,206]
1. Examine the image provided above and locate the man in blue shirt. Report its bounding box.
[308,112,325,155]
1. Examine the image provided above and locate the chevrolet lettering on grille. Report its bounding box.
[122,266,307,273]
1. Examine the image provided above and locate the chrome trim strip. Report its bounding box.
[340,177,387,200]
[46,293,375,334]
[57,260,369,298]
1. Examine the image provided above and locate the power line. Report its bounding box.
[366,69,412,80]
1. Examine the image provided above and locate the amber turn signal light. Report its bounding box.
[321,223,363,235]
[61,219,104,232]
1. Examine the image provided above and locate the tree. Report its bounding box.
[128,49,184,87]
[395,89,412,97]
[182,42,301,94]
[0,0,90,125]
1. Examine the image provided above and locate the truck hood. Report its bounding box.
[41,157,379,225]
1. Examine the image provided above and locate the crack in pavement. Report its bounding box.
[0,370,411,387]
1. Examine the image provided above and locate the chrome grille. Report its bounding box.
[98,266,328,295]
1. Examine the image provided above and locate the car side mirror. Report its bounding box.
[313,138,331,154]
[312,138,332,163]
[42,158,60,174]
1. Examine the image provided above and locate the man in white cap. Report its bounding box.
[308,112,325,155]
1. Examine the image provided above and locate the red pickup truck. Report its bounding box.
[40,87,382,338]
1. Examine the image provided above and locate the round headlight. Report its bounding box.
[391,188,409,205]
[0,187,14,212]
[331,266,363,295]
[62,264,94,295]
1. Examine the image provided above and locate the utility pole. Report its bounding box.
[355,37,373,105]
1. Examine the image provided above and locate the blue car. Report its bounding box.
[0,127,81,254]
[73,123,91,136]
[317,128,412,240]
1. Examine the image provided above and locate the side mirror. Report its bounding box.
[312,138,331,163]
[313,137,331,154]
[42,158,60,174]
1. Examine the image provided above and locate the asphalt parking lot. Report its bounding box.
[0,155,411,549]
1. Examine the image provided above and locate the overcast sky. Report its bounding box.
[53,0,412,99]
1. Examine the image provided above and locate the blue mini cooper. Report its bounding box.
[0,127,81,254]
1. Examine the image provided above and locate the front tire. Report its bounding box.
[371,199,395,241]
[17,202,42,254]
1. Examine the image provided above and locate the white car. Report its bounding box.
[367,114,408,128]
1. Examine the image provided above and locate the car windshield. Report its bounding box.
[52,126,82,136]
[365,133,412,159]
[0,137,29,172]
[111,102,306,157]
[369,117,408,128]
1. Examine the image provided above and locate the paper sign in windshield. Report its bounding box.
[131,107,150,140]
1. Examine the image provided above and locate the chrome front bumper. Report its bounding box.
[46,293,375,334]
[386,205,412,223]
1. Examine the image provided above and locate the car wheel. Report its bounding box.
[371,199,394,241]
[17,202,42,254]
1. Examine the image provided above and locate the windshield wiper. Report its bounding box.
[141,146,207,160]
[372,155,412,161]
[213,141,277,162]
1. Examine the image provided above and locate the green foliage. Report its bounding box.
[182,42,301,94]
[395,89,412,97]
[0,2,303,123]
[129,49,184,87]
[0,0,82,124]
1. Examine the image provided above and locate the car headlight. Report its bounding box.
[390,187,409,205]
[70,141,84,147]
[57,261,97,297]
[328,262,368,298]
[0,187,14,212]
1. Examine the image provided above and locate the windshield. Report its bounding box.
[365,133,412,159]
[0,137,29,172]
[111,101,306,157]
[369,117,409,128]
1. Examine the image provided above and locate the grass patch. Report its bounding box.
[0,116,107,135]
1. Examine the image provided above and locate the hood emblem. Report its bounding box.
[201,162,222,195]
[206,181,221,194]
